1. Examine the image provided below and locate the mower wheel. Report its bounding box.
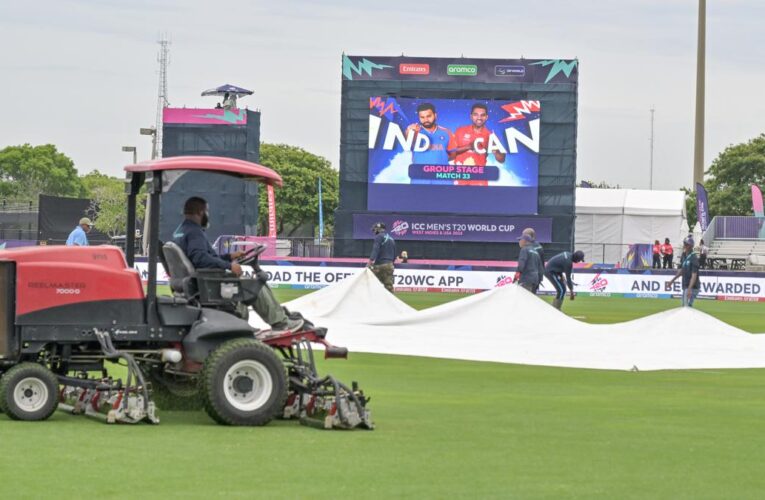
[201,338,287,426]
[0,363,59,421]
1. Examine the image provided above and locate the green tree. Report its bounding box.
[579,180,621,189]
[0,144,85,201]
[258,144,338,236]
[81,170,144,237]
[704,134,765,216]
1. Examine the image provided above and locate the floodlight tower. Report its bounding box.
[154,35,171,158]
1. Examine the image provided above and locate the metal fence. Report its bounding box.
[0,229,37,240]
[0,201,38,213]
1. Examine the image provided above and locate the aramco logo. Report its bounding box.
[390,220,409,236]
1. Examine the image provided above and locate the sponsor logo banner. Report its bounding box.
[352,214,552,243]
[447,64,478,76]
[343,55,578,84]
[495,65,526,77]
[399,63,430,75]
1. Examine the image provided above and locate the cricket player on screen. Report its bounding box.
[448,103,506,166]
[406,103,453,165]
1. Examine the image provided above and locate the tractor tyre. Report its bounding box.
[201,338,287,426]
[0,363,59,421]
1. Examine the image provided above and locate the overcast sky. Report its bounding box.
[1,0,763,190]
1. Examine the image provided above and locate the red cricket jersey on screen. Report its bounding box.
[449,126,493,166]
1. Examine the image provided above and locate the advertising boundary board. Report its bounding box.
[134,260,765,302]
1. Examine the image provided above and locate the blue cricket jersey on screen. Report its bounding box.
[412,125,452,165]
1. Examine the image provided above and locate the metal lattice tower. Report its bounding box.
[154,35,170,158]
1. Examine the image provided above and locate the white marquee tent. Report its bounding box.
[575,188,686,264]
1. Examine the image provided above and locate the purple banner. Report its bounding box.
[342,55,578,85]
[0,240,36,249]
[696,182,710,232]
[352,214,552,243]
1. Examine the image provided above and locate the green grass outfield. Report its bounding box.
[1,292,764,499]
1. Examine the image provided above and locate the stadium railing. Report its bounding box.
[702,216,765,270]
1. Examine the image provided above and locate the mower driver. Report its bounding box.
[545,250,585,310]
[173,196,303,333]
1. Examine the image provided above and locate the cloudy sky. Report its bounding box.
[1,0,763,190]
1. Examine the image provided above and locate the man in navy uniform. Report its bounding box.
[174,196,303,333]
[545,250,585,310]
[515,234,543,294]
[367,222,396,293]
[667,236,702,307]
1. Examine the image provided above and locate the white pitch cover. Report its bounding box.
[251,269,765,371]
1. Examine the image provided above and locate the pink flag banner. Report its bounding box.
[752,184,764,217]
[267,185,277,238]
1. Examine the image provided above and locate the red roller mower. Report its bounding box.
[0,156,372,429]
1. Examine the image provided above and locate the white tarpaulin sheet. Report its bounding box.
[252,270,765,372]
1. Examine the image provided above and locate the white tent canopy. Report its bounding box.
[575,188,686,264]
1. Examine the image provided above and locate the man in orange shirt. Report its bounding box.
[448,104,506,166]
[661,238,674,269]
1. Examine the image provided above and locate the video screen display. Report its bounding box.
[367,96,540,215]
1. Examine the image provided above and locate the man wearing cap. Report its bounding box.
[515,234,543,294]
[66,217,92,246]
[367,222,396,293]
[522,227,545,282]
[544,250,585,310]
[667,236,701,307]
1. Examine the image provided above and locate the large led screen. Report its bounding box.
[367,97,540,215]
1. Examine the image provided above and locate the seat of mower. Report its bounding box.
[162,241,196,295]
[157,295,189,306]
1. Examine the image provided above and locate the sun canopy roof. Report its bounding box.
[124,156,282,186]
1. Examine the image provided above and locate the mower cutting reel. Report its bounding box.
[261,326,374,430]
[57,329,159,424]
